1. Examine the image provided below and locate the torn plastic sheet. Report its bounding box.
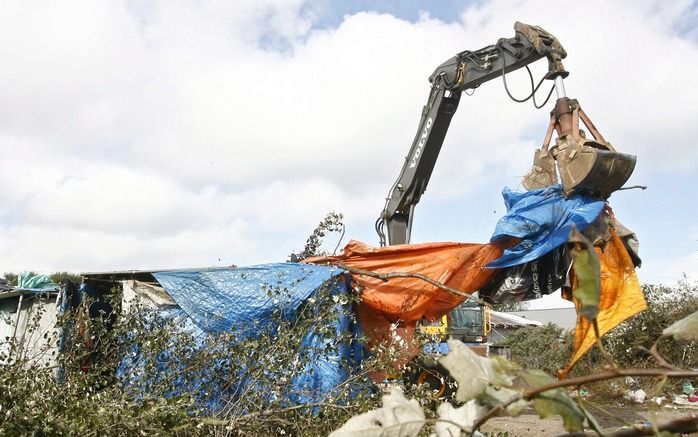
[561,230,646,377]
[480,246,568,304]
[308,240,505,378]
[118,263,366,411]
[488,184,605,268]
[153,264,345,334]
[16,272,59,291]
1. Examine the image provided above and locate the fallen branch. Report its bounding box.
[232,401,355,421]
[554,414,698,437]
[333,263,486,305]
[472,367,698,432]
[647,334,680,370]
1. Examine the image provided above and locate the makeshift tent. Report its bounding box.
[116,263,365,410]
[16,273,59,290]
[85,184,642,397]
[0,275,60,369]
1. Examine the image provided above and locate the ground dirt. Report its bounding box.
[479,404,698,436]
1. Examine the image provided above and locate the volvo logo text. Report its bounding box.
[409,117,433,168]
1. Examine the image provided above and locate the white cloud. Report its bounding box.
[0,222,254,273]
[455,0,698,174]
[1,0,696,278]
[639,251,698,286]
[639,224,698,285]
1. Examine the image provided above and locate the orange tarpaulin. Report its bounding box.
[560,230,647,377]
[308,239,507,372]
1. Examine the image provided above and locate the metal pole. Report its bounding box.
[9,293,24,361]
[11,294,24,340]
[554,76,567,99]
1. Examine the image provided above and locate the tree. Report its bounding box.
[491,300,530,312]
[604,278,698,370]
[496,324,571,375]
[289,211,345,261]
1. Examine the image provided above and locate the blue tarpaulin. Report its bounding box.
[153,264,344,333]
[118,263,365,411]
[487,185,605,268]
[13,272,59,293]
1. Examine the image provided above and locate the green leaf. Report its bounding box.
[520,370,584,432]
[479,354,529,416]
[480,386,529,416]
[533,390,584,432]
[519,369,556,387]
[569,226,601,321]
[439,340,496,402]
[490,355,518,386]
[663,310,698,341]
[578,400,604,436]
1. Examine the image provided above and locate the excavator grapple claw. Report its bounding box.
[555,141,636,197]
[523,97,636,199]
[522,149,559,191]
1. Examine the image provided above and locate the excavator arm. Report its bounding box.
[376,22,568,246]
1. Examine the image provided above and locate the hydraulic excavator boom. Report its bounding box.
[376,22,635,246]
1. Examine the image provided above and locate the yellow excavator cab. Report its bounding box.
[418,302,491,343]
[419,315,449,337]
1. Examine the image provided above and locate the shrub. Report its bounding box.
[495,324,572,376]
[605,279,698,370]
[0,280,381,436]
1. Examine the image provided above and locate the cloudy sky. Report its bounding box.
[1,0,697,293]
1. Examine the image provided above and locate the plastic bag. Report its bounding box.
[480,246,568,304]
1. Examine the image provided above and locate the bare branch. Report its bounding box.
[529,368,698,395]
[472,368,698,432]
[554,414,698,437]
[593,319,617,369]
[648,334,680,370]
[333,263,486,305]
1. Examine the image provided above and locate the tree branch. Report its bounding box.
[648,334,679,370]
[527,368,698,396]
[554,414,698,437]
[333,263,486,305]
[472,368,698,432]
[593,319,617,369]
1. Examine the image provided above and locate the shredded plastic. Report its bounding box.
[488,185,605,268]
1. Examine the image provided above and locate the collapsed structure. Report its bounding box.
[0,274,60,369]
[0,22,647,406]
[0,180,646,405]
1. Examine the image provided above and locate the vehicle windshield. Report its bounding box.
[449,303,483,336]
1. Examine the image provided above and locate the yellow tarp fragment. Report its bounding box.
[560,230,647,378]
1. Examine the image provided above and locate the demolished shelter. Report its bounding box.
[1,183,647,408]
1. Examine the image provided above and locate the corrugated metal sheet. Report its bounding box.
[0,292,59,367]
[510,308,577,330]
[490,310,543,328]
